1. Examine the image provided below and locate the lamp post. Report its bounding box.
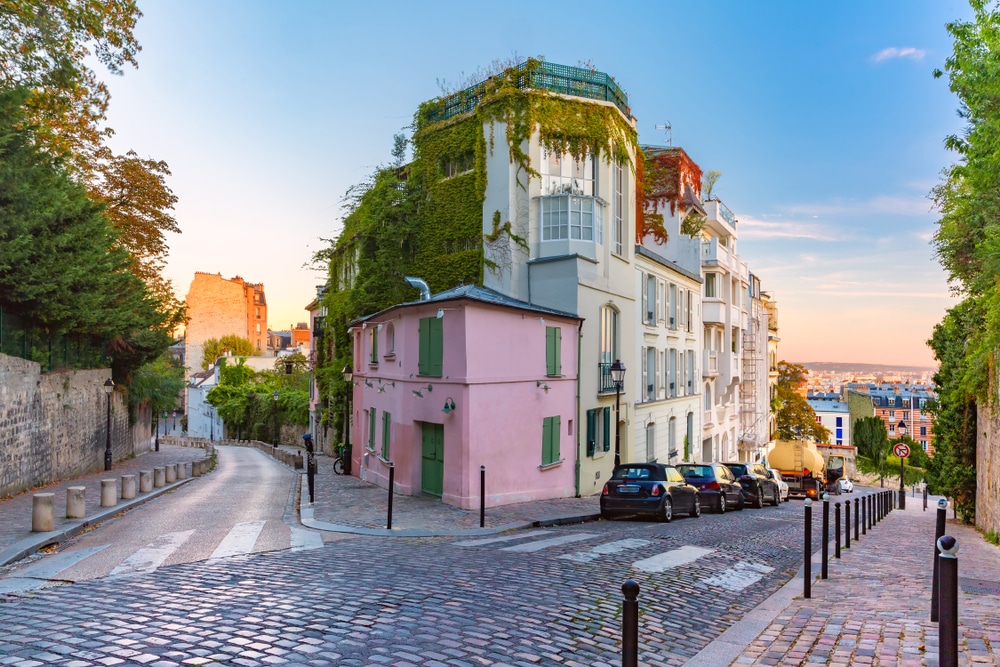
[611,359,626,467]
[103,378,114,471]
[342,364,353,475]
[272,389,279,446]
[897,420,907,510]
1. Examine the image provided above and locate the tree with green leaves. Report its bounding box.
[201,335,258,370]
[853,416,890,486]
[774,361,831,442]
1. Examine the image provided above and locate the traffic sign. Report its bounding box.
[893,443,911,458]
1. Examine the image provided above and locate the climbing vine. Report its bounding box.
[638,147,704,243]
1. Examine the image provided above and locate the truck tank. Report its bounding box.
[768,440,824,475]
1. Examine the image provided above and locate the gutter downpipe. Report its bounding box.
[575,319,584,497]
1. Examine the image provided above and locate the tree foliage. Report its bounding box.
[127,350,184,415]
[774,361,831,442]
[201,335,258,370]
[853,416,890,483]
[206,356,311,440]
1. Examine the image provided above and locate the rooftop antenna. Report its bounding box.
[655,122,672,146]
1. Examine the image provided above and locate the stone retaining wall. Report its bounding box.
[978,385,1000,534]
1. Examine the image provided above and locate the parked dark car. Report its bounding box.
[600,463,701,522]
[675,463,745,513]
[723,462,782,508]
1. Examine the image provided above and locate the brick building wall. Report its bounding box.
[185,272,268,376]
[0,354,140,498]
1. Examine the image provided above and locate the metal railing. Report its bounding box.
[0,307,105,371]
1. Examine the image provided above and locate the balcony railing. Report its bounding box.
[599,361,622,394]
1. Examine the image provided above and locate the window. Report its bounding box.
[612,159,624,255]
[687,352,695,392]
[889,410,895,419]
[546,326,562,376]
[704,384,712,410]
[381,411,391,459]
[705,273,718,298]
[586,407,611,456]
[686,289,693,332]
[643,274,656,325]
[367,409,376,451]
[385,323,395,355]
[600,306,619,366]
[669,349,678,398]
[669,284,678,329]
[668,417,677,461]
[542,416,561,465]
[369,327,378,364]
[441,152,474,178]
[921,441,928,451]
[889,423,895,434]
[542,150,595,195]
[418,316,443,377]
[255,323,261,334]
[920,426,927,436]
[644,347,656,401]
[731,327,738,353]
[256,308,261,319]
[836,417,843,427]
[541,195,603,241]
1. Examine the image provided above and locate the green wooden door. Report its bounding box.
[421,422,444,497]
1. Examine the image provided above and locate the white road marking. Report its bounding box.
[210,521,266,560]
[452,529,552,547]
[109,530,194,577]
[289,526,323,551]
[632,546,715,573]
[701,561,775,591]
[0,545,110,592]
[558,538,653,563]
[500,533,598,553]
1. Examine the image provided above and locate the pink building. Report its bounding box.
[348,285,582,509]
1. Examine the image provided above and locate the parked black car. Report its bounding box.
[723,462,782,508]
[600,463,701,522]
[674,463,745,513]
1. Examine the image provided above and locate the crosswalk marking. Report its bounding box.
[632,545,715,573]
[452,529,552,547]
[500,533,598,553]
[109,530,195,577]
[210,521,266,560]
[558,538,652,563]
[700,561,774,591]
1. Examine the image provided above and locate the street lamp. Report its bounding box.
[272,389,279,446]
[897,420,907,510]
[103,378,114,471]
[611,359,626,467]
[342,364,353,475]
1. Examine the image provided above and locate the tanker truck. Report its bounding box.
[768,440,847,499]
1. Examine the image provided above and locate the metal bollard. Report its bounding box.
[303,433,315,504]
[621,579,639,667]
[931,498,948,622]
[923,485,928,511]
[937,535,959,667]
[844,500,851,549]
[804,498,813,598]
[480,465,486,528]
[835,502,841,559]
[822,493,829,579]
[854,497,860,541]
[869,494,874,529]
[861,496,867,536]
[386,462,395,530]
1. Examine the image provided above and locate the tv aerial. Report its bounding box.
[654,122,672,146]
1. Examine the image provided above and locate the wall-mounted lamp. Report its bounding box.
[442,397,456,414]
[536,381,550,392]
[412,389,424,398]
[364,379,374,388]
[539,317,545,326]
[436,308,455,319]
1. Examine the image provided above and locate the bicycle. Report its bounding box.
[333,446,346,475]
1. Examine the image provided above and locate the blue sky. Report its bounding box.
[101,0,971,367]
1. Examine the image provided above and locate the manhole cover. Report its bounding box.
[959,577,1000,595]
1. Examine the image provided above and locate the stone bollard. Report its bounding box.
[100,479,117,507]
[192,460,202,477]
[121,474,137,499]
[66,486,86,519]
[165,464,176,483]
[153,467,165,488]
[177,462,188,480]
[32,493,55,532]
[139,470,153,493]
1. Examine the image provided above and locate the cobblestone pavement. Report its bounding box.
[0,445,209,557]
[0,496,813,666]
[730,497,1000,667]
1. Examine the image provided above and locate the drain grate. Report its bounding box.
[959,577,1000,595]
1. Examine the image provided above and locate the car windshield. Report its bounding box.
[676,465,713,478]
[727,464,748,476]
[612,466,661,481]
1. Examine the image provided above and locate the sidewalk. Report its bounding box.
[0,444,210,567]
[710,494,1000,667]
[299,451,601,536]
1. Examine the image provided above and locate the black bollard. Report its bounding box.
[854,497,860,541]
[822,494,830,579]
[869,494,874,529]
[303,433,315,504]
[804,498,813,598]
[923,485,928,511]
[835,502,841,559]
[861,496,867,536]
[480,465,486,528]
[845,500,851,549]
[931,498,948,622]
[621,579,639,667]
[938,535,959,667]
[386,462,395,529]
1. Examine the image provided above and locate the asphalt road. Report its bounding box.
[0,491,835,666]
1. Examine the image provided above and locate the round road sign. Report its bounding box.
[893,442,911,458]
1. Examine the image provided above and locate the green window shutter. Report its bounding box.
[603,407,612,451]
[368,409,376,450]
[429,316,443,377]
[418,318,430,375]
[542,415,561,465]
[370,329,378,364]
[546,326,562,376]
[586,409,596,457]
[381,411,391,459]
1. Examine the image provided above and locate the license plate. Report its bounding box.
[617,484,640,494]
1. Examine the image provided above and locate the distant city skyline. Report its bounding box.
[99,1,970,367]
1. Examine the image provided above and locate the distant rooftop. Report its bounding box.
[424,60,630,124]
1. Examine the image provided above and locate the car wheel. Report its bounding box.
[661,498,673,523]
[718,494,726,514]
[755,486,765,508]
[771,487,780,506]
[691,495,701,518]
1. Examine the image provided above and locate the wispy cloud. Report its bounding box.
[778,195,934,218]
[738,216,842,241]
[872,47,926,63]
